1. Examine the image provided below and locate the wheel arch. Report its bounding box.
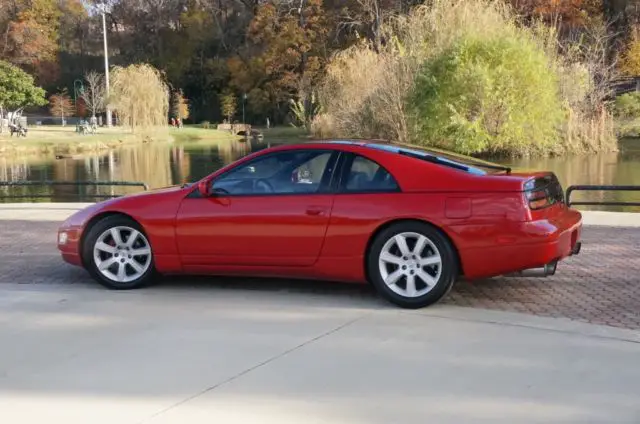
[363,218,464,283]
[79,211,142,266]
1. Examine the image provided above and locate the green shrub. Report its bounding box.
[315,0,616,157]
[614,92,640,119]
[410,35,565,156]
[201,120,211,129]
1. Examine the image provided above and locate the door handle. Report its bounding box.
[306,206,327,216]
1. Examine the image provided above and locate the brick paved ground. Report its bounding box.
[1,221,639,330]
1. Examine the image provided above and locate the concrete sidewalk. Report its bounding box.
[0,284,638,424]
[1,203,640,423]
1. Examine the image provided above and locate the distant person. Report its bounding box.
[176,117,182,128]
[170,117,176,127]
[266,117,270,129]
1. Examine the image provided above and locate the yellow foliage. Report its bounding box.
[172,90,190,120]
[620,30,640,76]
[110,63,170,131]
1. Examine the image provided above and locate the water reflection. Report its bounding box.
[0,136,266,201]
[503,138,640,211]
[1,135,639,210]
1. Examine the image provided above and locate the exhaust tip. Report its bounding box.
[506,261,558,278]
[544,261,557,276]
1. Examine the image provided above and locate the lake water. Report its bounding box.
[1,135,639,211]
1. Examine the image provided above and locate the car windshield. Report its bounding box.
[363,143,510,175]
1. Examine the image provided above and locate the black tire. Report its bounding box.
[367,221,458,309]
[82,215,156,290]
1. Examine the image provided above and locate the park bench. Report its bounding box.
[76,120,97,135]
[8,123,27,137]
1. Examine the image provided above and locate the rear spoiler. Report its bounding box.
[398,144,512,174]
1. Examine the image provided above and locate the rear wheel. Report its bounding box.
[82,215,155,290]
[367,222,457,308]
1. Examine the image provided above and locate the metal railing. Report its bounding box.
[565,185,640,207]
[0,181,149,199]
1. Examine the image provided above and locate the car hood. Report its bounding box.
[119,184,188,198]
[61,184,190,228]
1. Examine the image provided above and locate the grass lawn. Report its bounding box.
[0,125,239,157]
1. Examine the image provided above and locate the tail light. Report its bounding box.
[524,175,564,210]
[526,190,550,209]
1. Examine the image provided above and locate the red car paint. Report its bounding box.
[57,141,582,283]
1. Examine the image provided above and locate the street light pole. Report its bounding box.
[242,93,247,124]
[101,8,112,128]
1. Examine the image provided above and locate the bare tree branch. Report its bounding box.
[81,71,106,117]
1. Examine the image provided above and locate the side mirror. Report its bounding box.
[198,180,210,197]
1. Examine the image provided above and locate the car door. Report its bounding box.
[175,149,340,267]
[320,152,402,262]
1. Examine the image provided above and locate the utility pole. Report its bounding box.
[101,8,112,127]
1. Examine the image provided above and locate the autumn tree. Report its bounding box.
[227,0,330,124]
[171,90,190,121]
[0,0,62,83]
[81,71,106,118]
[220,91,237,122]
[49,89,75,125]
[58,0,90,55]
[0,60,47,124]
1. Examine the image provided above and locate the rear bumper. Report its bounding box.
[456,209,582,279]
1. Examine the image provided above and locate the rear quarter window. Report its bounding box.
[343,155,399,192]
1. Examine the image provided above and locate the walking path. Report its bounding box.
[0,203,638,423]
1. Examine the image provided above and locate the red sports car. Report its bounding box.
[57,141,582,308]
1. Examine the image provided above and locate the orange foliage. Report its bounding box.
[6,19,58,66]
[1,0,62,84]
[49,90,75,120]
[510,0,600,27]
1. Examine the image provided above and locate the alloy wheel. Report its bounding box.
[378,231,443,298]
[92,226,152,283]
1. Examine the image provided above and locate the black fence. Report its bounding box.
[0,181,149,200]
[565,185,640,208]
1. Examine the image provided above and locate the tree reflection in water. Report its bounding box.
[1,136,638,209]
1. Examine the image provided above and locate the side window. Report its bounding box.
[212,150,334,195]
[344,155,399,192]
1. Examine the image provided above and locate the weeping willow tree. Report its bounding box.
[110,64,169,131]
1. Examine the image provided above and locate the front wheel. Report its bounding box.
[82,215,155,290]
[367,222,458,309]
